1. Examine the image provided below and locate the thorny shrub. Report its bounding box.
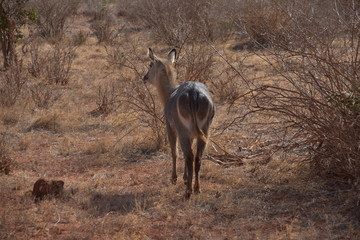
[237,0,290,47]
[234,0,360,183]
[29,82,59,109]
[30,0,81,40]
[26,38,75,85]
[44,43,75,85]
[128,0,228,47]
[89,2,119,44]
[91,82,121,117]
[210,65,243,104]
[106,41,167,150]
[0,133,13,175]
[71,30,89,46]
[27,39,45,78]
[176,44,215,84]
[0,59,27,107]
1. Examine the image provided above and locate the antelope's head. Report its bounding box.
[143,48,177,86]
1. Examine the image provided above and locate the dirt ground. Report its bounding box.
[1,129,360,239]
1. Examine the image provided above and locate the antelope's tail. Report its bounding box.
[189,91,207,143]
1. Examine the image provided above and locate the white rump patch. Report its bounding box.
[176,101,193,132]
[198,104,211,129]
[197,116,208,129]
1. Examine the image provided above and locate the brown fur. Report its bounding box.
[32,178,64,203]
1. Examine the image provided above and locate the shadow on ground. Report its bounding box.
[89,193,136,215]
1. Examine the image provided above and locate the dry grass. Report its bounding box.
[0,4,359,240]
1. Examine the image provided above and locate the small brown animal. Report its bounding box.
[32,178,64,203]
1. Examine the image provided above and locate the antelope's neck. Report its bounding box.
[156,69,177,107]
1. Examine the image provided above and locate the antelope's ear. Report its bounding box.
[148,48,155,61]
[168,49,176,64]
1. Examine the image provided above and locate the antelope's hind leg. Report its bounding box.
[194,135,207,194]
[183,161,188,185]
[179,137,194,199]
[167,123,178,185]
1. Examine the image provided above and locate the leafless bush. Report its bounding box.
[231,0,290,48]
[210,66,242,103]
[235,0,360,182]
[27,40,46,77]
[29,82,58,109]
[177,44,215,84]
[106,42,166,150]
[83,0,103,16]
[44,44,75,85]
[0,59,27,107]
[71,30,89,46]
[26,39,75,85]
[0,133,13,175]
[90,9,117,44]
[234,0,349,49]
[106,42,127,69]
[30,0,81,40]
[90,82,121,117]
[129,0,226,46]
[123,77,167,150]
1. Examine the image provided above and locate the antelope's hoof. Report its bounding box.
[194,186,200,194]
[171,177,177,185]
[184,191,192,199]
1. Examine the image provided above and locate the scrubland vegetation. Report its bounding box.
[1,0,360,239]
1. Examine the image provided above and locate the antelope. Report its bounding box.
[143,48,215,199]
